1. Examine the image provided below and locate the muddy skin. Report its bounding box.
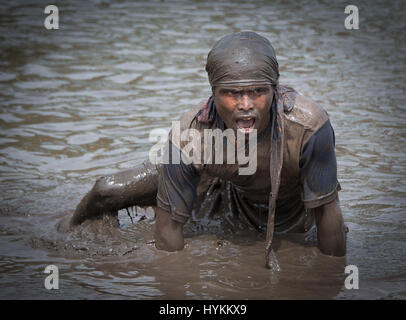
[69,161,158,227]
[67,165,221,231]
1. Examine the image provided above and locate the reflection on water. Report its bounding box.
[0,0,405,299]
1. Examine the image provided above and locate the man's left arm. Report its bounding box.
[300,119,347,257]
[314,195,346,256]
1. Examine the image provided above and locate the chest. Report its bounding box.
[201,120,304,192]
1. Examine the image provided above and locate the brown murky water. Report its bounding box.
[0,0,405,299]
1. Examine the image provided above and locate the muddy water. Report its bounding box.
[0,0,405,299]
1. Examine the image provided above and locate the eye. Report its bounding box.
[219,88,243,98]
[224,89,241,97]
[252,87,268,96]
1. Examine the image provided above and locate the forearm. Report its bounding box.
[154,207,184,251]
[314,196,346,256]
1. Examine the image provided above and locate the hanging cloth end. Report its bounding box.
[265,243,281,271]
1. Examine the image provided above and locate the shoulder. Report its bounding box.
[178,98,210,131]
[283,91,329,133]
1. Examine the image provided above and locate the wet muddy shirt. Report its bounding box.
[156,87,340,233]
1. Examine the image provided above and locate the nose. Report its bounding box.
[237,94,253,111]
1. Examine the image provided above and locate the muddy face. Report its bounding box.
[213,85,274,135]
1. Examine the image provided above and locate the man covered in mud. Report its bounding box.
[69,31,346,270]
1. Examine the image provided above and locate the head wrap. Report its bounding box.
[205,31,279,87]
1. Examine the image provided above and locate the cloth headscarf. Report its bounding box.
[205,31,279,88]
[203,31,286,270]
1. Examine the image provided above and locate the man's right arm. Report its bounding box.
[153,115,202,251]
[154,207,184,251]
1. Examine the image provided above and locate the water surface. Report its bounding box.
[0,0,405,299]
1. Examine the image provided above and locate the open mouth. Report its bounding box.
[236,117,256,133]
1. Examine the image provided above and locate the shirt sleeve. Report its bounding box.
[156,140,200,224]
[299,119,340,209]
